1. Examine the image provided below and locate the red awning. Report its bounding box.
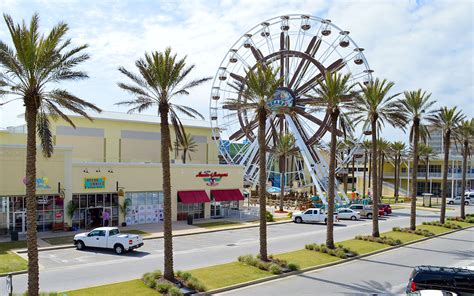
[211,189,244,201]
[178,191,210,204]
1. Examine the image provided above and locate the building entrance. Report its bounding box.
[13,211,26,233]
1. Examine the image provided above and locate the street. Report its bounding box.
[1,208,471,293]
[220,227,474,296]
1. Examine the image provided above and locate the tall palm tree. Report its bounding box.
[0,14,101,295]
[223,64,282,261]
[455,118,474,219]
[399,90,436,230]
[116,48,211,280]
[391,141,406,203]
[377,138,391,200]
[418,143,438,194]
[361,140,372,198]
[427,106,465,223]
[349,78,406,237]
[312,71,356,249]
[175,132,198,164]
[274,134,297,211]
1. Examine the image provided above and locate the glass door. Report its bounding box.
[211,202,222,218]
[13,212,26,233]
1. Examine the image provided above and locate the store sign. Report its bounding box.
[84,177,106,189]
[23,176,51,189]
[267,87,295,111]
[196,171,228,187]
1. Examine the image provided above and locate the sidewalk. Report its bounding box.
[1,210,292,249]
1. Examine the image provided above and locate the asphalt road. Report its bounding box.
[1,207,471,293]
[220,227,474,296]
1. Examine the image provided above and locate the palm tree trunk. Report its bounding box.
[371,118,380,237]
[362,151,367,199]
[394,154,399,202]
[410,120,420,230]
[460,142,468,219]
[279,156,285,212]
[26,106,39,296]
[159,104,174,280]
[326,111,338,248]
[258,109,268,261]
[440,130,451,224]
[182,148,187,164]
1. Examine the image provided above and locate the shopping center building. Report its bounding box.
[0,111,244,234]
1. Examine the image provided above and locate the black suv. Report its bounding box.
[407,266,474,295]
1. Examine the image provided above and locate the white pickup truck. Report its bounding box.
[291,208,338,224]
[73,227,144,254]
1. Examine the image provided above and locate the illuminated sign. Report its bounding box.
[267,87,295,111]
[196,171,228,187]
[84,177,106,189]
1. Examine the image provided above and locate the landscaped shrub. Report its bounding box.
[186,277,206,292]
[143,269,204,294]
[305,243,358,258]
[269,263,283,274]
[447,216,474,224]
[155,282,173,294]
[465,217,474,223]
[422,221,462,229]
[268,255,288,268]
[142,270,162,289]
[393,226,435,237]
[288,262,300,271]
[354,235,402,246]
[266,211,275,222]
[168,286,184,296]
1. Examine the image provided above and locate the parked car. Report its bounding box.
[406,266,474,295]
[74,227,144,254]
[378,204,392,215]
[447,196,471,205]
[292,208,337,224]
[348,204,374,219]
[336,208,360,220]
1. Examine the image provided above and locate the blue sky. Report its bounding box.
[0,0,472,141]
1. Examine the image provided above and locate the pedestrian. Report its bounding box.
[103,210,110,226]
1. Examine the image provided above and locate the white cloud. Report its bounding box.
[0,0,472,144]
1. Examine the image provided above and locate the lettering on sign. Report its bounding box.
[23,176,51,189]
[84,177,106,189]
[196,171,228,186]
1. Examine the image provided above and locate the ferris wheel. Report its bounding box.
[209,14,373,204]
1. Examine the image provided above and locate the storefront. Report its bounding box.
[71,193,119,229]
[210,189,244,218]
[124,191,163,225]
[176,191,209,220]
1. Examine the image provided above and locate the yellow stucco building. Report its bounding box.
[0,111,244,234]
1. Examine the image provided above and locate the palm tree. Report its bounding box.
[116,48,211,280]
[223,63,282,261]
[399,90,436,230]
[0,14,101,295]
[312,71,356,249]
[175,132,198,164]
[361,140,372,198]
[274,134,297,212]
[427,106,465,223]
[455,118,474,218]
[349,78,406,237]
[418,143,438,194]
[390,141,406,203]
[377,138,391,200]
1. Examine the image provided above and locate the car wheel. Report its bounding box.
[367,213,373,219]
[76,240,85,250]
[295,217,303,224]
[324,218,328,225]
[114,244,125,255]
[448,201,454,205]
[464,201,469,205]
[351,216,357,221]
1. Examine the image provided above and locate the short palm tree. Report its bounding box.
[418,143,438,194]
[274,134,297,212]
[116,48,211,280]
[455,118,474,218]
[390,141,406,203]
[399,89,436,230]
[349,78,406,237]
[427,106,465,223]
[311,71,356,249]
[223,63,282,261]
[175,132,198,164]
[0,14,101,295]
[361,140,372,198]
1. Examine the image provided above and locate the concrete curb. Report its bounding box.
[198,225,473,295]
[13,220,293,254]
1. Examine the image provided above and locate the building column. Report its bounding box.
[451,159,455,198]
[64,150,73,226]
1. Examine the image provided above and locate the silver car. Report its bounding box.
[348,204,373,219]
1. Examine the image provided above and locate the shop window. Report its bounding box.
[88,194,96,207]
[80,195,87,208]
[96,194,104,207]
[125,192,163,225]
[112,194,119,206]
[104,194,111,207]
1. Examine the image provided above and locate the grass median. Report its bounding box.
[65,279,161,295]
[194,220,243,229]
[0,241,28,274]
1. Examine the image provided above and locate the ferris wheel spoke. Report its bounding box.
[250,45,264,63]
[229,118,258,141]
[294,72,323,96]
[288,36,321,89]
[230,72,245,83]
